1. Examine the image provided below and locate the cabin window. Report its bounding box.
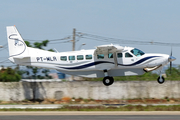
[77,55,84,60]
[108,53,113,58]
[117,53,123,58]
[60,56,67,61]
[69,56,75,60]
[97,54,104,59]
[125,52,133,57]
[86,55,92,60]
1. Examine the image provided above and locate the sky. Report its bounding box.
[0,0,180,67]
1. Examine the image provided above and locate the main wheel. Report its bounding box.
[157,76,165,84]
[103,76,114,86]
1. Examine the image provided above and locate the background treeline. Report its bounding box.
[0,63,179,82]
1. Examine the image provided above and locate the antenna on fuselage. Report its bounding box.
[53,48,59,53]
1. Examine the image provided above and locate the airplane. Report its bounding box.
[6,26,176,86]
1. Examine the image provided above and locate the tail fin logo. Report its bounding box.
[9,34,23,46]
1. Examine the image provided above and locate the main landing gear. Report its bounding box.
[103,69,114,86]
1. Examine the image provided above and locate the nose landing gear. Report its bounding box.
[157,67,165,84]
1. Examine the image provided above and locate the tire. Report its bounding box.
[103,76,114,86]
[157,76,165,84]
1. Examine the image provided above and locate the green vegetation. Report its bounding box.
[59,105,180,111]
[0,105,180,111]
[86,66,180,81]
[165,67,180,80]
[0,67,21,82]
[92,72,159,81]
[88,72,159,81]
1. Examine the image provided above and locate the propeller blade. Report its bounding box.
[169,47,176,74]
[170,61,172,74]
[170,47,172,75]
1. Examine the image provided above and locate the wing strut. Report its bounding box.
[113,52,118,67]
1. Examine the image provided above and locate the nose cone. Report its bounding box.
[169,56,176,62]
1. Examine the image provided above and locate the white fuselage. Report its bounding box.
[10,46,170,78]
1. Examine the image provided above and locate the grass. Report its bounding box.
[0,105,180,111]
[85,71,180,81]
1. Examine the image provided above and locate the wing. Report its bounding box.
[94,44,124,55]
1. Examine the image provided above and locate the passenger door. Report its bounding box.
[117,52,135,65]
[123,52,135,64]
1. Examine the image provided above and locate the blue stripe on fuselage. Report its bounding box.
[59,61,114,70]
[58,56,160,70]
[118,56,160,66]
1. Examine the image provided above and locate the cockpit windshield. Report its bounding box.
[130,48,145,57]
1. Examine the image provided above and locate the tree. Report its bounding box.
[165,66,180,80]
[0,67,21,82]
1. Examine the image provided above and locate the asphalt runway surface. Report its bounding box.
[0,115,180,120]
[0,112,180,120]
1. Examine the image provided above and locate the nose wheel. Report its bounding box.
[103,76,114,86]
[157,76,165,84]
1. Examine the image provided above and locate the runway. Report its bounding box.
[0,111,180,115]
[0,115,180,120]
[0,111,180,120]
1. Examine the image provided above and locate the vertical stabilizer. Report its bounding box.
[6,26,28,58]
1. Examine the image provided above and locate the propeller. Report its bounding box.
[168,48,176,74]
[170,49,172,74]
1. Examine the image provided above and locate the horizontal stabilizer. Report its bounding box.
[13,56,30,59]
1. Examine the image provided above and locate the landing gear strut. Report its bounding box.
[157,68,165,84]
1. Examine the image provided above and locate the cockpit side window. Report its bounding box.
[125,52,133,57]
[130,48,145,57]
